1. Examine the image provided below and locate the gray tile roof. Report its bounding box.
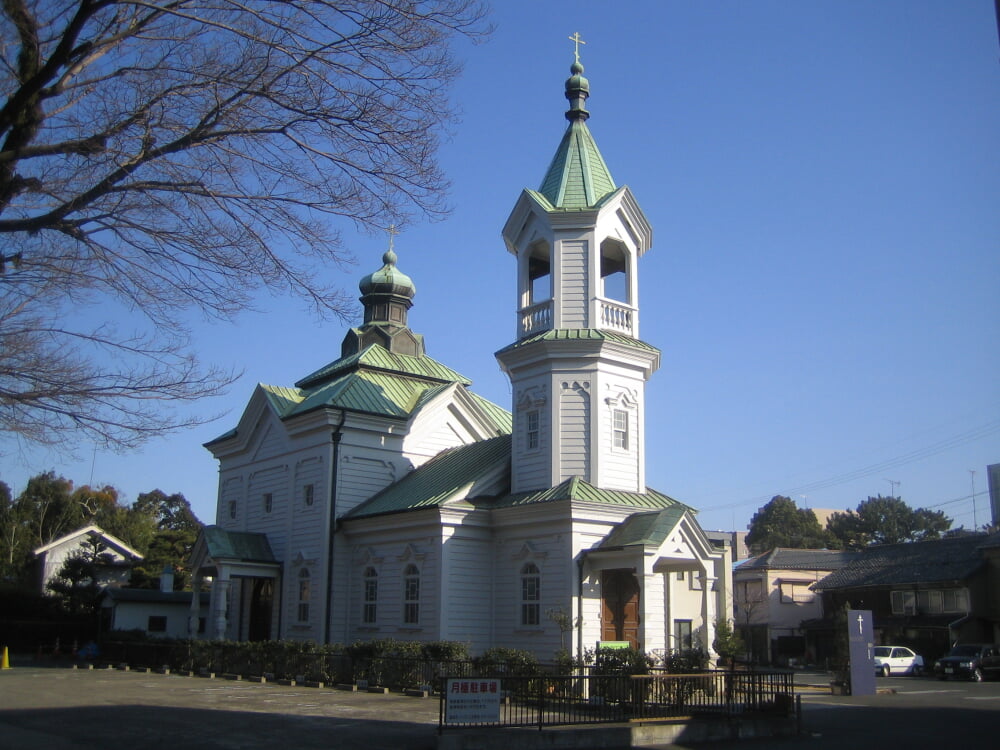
[814,534,991,591]
[739,548,860,571]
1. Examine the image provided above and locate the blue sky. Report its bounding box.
[3,1,998,535]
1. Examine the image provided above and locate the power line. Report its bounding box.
[699,418,1000,513]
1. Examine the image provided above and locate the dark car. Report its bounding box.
[934,644,1000,682]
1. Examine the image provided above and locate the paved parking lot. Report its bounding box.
[2,666,998,750]
[0,665,442,750]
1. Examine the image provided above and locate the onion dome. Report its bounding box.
[359,248,415,299]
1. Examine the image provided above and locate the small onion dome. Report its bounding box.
[564,60,590,121]
[359,249,415,298]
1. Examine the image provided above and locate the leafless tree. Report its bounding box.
[0,0,490,451]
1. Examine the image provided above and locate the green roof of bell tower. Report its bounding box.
[537,56,617,209]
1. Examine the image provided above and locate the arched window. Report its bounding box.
[600,239,629,303]
[363,567,378,624]
[297,568,310,623]
[527,241,551,304]
[521,563,540,626]
[403,564,420,624]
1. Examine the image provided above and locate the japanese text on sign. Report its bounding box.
[444,678,501,724]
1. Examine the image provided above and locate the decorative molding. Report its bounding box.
[516,385,548,411]
[604,385,639,409]
[355,546,384,566]
[249,464,289,482]
[398,543,426,563]
[512,541,548,561]
[292,551,316,568]
[560,380,590,393]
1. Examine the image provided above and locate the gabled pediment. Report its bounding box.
[204,384,293,457]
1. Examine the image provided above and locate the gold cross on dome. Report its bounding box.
[386,223,398,252]
[568,32,586,64]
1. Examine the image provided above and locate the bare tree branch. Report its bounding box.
[0,0,491,451]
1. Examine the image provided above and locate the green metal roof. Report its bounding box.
[296,344,470,390]
[470,392,513,434]
[496,329,661,356]
[494,476,692,512]
[207,344,511,445]
[597,507,688,549]
[345,435,512,519]
[201,525,276,563]
[539,118,616,209]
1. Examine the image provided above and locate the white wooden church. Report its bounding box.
[190,55,732,663]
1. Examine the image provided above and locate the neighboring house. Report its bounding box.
[706,531,750,562]
[732,548,858,665]
[32,525,143,595]
[812,533,1000,665]
[189,56,732,663]
[101,568,210,640]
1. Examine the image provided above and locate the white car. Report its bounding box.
[873,646,924,676]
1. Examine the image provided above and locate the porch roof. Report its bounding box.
[596,507,687,549]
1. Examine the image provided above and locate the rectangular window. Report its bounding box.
[891,590,916,615]
[688,571,703,590]
[521,564,540,626]
[297,571,311,623]
[263,492,273,514]
[404,565,420,625]
[526,410,540,450]
[942,588,968,613]
[228,500,237,520]
[674,620,693,651]
[304,484,315,507]
[148,616,167,633]
[363,569,378,624]
[917,590,943,614]
[780,582,813,604]
[198,618,206,634]
[613,409,629,450]
[676,570,685,581]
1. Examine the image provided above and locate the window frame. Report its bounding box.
[520,562,541,627]
[612,408,629,451]
[363,567,378,624]
[526,409,540,451]
[297,568,311,623]
[403,564,420,625]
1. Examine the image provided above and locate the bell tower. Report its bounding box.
[496,46,659,494]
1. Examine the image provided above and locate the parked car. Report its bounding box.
[934,644,1000,682]
[873,646,924,677]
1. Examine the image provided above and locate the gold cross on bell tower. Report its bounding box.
[386,223,398,252]
[568,32,586,64]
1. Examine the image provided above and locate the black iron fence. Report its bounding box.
[439,671,796,731]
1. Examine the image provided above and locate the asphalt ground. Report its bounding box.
[0,664,442,750]
[1,664,998,750]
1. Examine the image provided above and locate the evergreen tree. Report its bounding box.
[827,495,951,548]
[746,495,836,554]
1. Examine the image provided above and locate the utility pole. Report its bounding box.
[970,470,977,531]
[884,479,899,498]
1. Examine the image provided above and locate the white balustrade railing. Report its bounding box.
[520,300,552,337]
[599,299,634,336]
[518,299,636,338]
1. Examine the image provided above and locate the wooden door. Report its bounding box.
[601,569,640,647]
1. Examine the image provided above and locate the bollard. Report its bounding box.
[2,646,10,669]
